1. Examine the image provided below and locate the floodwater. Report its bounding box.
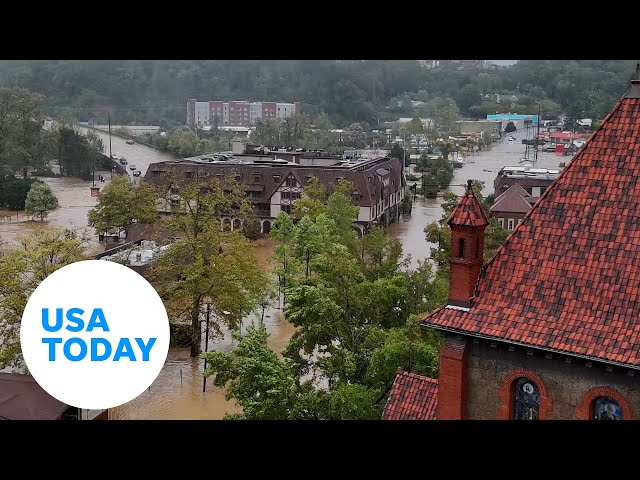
[2,129,569,419]
[0,173,113,255]
[387,130,567,269]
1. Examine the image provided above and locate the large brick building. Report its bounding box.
[383,66,640,420]
[145,156,406,236]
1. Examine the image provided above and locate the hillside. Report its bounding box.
[0,60,634,128]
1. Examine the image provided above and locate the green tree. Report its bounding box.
[87,175,158,238]
[0,88,48,173]
[56,126,101,179]
[0,176,38,210]
[455,84,481,116]
[0,228,87,369]
[203,322,319,420]
[435,105,460,134]
[291,176,326,221]
[389,143,408,167]
[166,126,200,157]
[148,169,268,357]
[292,215,329,277]
[270,211,300,299]
[24,181,58,221]
[407,117,424,135]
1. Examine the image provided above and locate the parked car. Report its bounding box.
[126,139,134,145]
[133,170,141,177]
[129,164,136,170]
[545,143,557,152]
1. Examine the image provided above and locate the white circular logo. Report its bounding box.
[20,260,170,410]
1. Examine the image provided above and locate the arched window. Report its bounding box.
[513,378,540,420]
[593,397,622,420]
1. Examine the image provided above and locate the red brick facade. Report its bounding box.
[436,336,468,420]
[449,225,485,307]
[229,101,250,127]
[262,102,277,121]
[496,369,553,420]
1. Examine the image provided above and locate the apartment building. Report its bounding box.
[144,156,405,236]
[187,99,301,127]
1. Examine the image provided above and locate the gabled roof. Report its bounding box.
[490,183,533,214]
[382,369,438,420]
[144,157,405,208]
[0,373,68,420]
[424,68,640,369]
[447,180,489,227]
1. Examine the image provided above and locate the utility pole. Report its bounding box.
[108,111,113,158]
[202,303,211,393]
[534,103,541,167]
[403,129,406,168]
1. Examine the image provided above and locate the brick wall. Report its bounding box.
[448,225,485,307]
[466,339,640,419]
[436,336,468,419]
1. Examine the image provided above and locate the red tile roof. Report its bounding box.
[424,78,640,369]
[382,369,438,420]
[447,180,489,227]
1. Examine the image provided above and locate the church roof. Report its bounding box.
[382,369,438,420]
[447,180,489,227]
[423,66,640,369]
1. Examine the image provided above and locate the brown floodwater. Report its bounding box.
[0,173,113,255]
[3,132,569,419]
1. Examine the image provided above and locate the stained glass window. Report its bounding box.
[513,378,539,420]
[593,397,622,420]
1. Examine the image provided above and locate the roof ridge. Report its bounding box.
[399,370,438,383]
[480,96,626,273]
[490,183,534,212]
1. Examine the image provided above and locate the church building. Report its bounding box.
[383,66,640,420]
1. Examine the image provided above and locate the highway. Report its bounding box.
[75,126,175,178]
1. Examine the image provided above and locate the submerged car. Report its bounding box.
[133,170,141,177]
[129,164,136,170]
[126,139,134,145]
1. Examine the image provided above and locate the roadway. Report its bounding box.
[74,126,175,178]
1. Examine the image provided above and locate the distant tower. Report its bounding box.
[446,180,489,308]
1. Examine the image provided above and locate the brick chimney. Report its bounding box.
[446,179,489,308]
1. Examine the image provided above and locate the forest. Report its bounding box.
[0,60,635,129]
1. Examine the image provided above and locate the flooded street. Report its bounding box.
[388,130,567,269]
[2,129,569,419]
[0,174,113,255]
